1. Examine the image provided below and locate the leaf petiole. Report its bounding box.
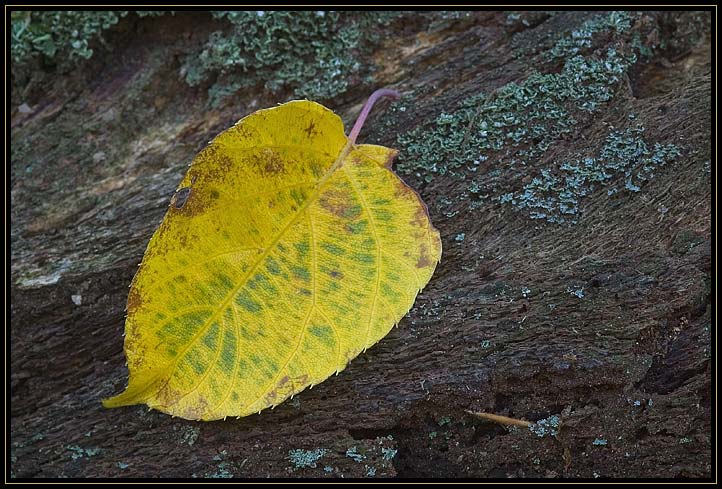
[348,88,401,145]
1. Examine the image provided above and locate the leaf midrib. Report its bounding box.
[139,137,358,409]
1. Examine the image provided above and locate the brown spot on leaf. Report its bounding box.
[127,286,143,314]
[264,375,290,405]
[155,381,182,407]
[278,375,291,389]
[264,374,310,406]
[210,154,234,178]
[180,394,209,420]
[319,188,357,218]
[411,205,428,227]
[416,243,432,269]
[229,125,255,142]
[384,149,399,169]
[394,182,414,199]
[256,148,285,175]
[304,121,318,138]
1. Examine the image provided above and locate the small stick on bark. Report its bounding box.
[465,410,532,428]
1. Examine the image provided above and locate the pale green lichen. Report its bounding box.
[11,11,128,65]
[396,48,635,181]
[345,446,366,462]
[30,433,45,443]
[287,448,328,469]
[529,415,560,437]
[508,127,681,223]
[10,10,170,82]
[179,425,200,446]
[396,50,681,225]
[392,12,687,225]
[66,445,102,461]
[11,10,399,106]
[182,11,400,105]
[381,447,398,461]
[207,462,234,478]
[547,11,632,60]
[567,286,585,299]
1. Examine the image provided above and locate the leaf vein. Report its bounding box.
[241,216,316,412]
[342,166,381,350]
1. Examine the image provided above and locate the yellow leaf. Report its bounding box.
[103,96,441,420]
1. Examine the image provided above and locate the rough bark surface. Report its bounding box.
[10,11,712,479]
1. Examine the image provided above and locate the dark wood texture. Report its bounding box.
[10,11,711,478]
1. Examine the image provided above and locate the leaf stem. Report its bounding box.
[348,88,401,145]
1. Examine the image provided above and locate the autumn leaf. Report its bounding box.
[103,89,442,420]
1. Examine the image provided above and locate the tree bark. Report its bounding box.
[10,11,711,478]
